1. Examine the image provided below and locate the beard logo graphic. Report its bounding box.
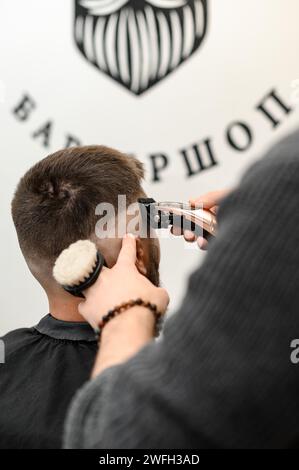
[74,0,208,95]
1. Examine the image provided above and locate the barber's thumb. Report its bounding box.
[117,233,137,266]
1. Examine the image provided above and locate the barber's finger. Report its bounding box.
[197,236,208,250]
[117,233,137,266]
[171,226,199,243]
[189,189,229,209]
[209,205,218,215]
[171,225,183,236]
[183,230,196,242]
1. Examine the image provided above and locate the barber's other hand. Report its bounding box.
[78,234,169,330]
[172,189,230,250]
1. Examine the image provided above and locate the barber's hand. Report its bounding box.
[79,234,169,331]
[172,189,230,250]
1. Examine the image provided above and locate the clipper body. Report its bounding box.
[138,198,217,239]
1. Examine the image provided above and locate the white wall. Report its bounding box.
[0,0,299,335]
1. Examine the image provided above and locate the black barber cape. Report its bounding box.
[0,314,97,449]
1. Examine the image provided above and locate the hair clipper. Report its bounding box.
[138,198,217,240]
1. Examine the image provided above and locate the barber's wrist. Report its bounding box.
[91,306,155,378]
[101,306,155,339]
[93,297,164,341]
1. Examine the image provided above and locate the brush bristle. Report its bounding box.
[53,240,98,287]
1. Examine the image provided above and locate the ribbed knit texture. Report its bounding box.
[64,130,299,449]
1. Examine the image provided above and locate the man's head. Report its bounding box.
[11,146,160,300]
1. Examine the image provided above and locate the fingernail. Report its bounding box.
[197,237,208,250]
[184,230,195,240]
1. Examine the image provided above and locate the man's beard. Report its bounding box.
[74,0,207,94]
[146,240,160,287]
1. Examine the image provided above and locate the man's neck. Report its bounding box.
[48,295,87,323]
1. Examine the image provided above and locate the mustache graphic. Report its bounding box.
[79,0,189,15]
[75,0,208,94]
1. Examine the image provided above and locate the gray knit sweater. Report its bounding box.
[64,130,299,449]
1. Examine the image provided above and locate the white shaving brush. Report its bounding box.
[53,240,106,298]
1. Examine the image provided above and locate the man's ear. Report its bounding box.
[135,238,147,276]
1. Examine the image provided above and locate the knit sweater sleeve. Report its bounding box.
[64,130,299,449]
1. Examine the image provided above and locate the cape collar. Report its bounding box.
[35,314,97,342]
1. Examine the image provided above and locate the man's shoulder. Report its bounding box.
[1,326,38,358]
[1,325,36,342]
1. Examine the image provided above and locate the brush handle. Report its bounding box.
[62,252,106,298]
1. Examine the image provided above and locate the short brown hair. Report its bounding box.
[11,146,144,261]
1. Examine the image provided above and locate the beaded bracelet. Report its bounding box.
[94,298,164,340]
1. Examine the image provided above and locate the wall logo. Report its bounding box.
[74,0,208,95]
